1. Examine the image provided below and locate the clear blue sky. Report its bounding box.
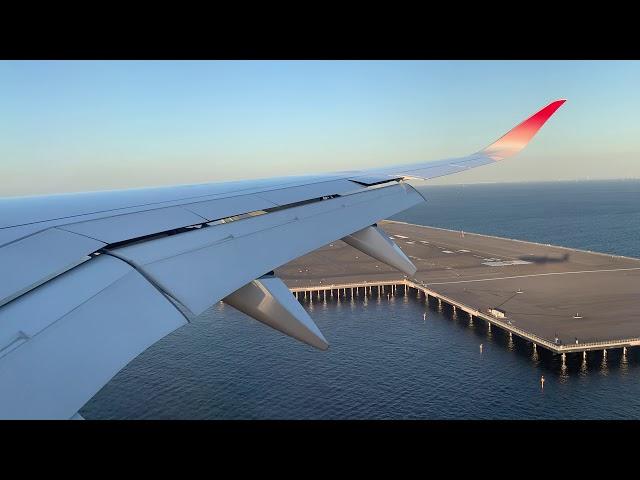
[2,60,640,197]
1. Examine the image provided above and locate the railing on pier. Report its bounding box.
[289,278,640,354]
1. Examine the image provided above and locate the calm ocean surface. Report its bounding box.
[82,180,640,419]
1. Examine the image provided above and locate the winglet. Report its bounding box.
[481,99,566,161]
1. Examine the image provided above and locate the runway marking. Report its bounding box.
[425,267,640,285]
[482,260,532,267]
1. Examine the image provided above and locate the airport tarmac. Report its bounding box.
[276,220,640,352]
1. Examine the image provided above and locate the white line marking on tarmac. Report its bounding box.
[482,260,532,267]
[426,267,640,285]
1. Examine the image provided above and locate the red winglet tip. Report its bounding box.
[482,99,566,160]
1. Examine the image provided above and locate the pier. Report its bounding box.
[277,220,640,355]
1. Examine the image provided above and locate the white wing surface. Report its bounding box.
[0,100,565,418]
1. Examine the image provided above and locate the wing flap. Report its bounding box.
[58,206,207,244]
[348,174,403,186]
[0,255,186,419]
[0,228,106,307]
[110,183,423,316]
[255,179,364,205]
[182,194,278,222]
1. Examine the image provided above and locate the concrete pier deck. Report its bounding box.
[276,220,640,354]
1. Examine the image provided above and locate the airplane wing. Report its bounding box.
[0,99,565,419]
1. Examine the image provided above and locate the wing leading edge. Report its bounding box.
[0,100,565,419]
